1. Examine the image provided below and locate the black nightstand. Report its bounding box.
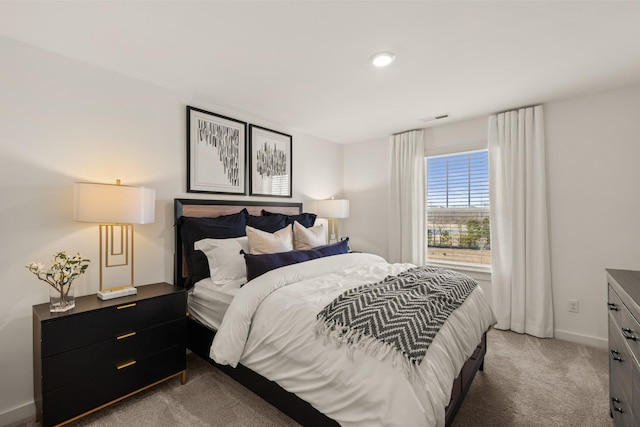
[33,282,186,427]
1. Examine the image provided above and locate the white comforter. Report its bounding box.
[211,253,495,427]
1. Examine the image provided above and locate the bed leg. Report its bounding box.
[479,360,485,371]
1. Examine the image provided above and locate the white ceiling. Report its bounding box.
[1,1,640,144]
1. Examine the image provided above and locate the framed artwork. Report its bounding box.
[187,106,247,194]
[249,125,292,197]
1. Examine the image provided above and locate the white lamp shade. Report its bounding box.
[316,199,349,219]
[74,182,155,224]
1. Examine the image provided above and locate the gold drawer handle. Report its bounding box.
[117,303,137,310]
[117,360,137,370]
[117,332,137,340]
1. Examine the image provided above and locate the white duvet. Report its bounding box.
[211,253,495,427]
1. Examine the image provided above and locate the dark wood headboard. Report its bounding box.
[174,199,303,287]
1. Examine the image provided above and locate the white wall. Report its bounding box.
[344,84,640,349]
[0,36,343,424]
[546,85,640,346]
[425,117,487,157]
[343,137,390,259]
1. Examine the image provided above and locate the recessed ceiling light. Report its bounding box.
[370,51,396,67]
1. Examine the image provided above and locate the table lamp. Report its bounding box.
[73,180,155,300]
[316,199,349,243]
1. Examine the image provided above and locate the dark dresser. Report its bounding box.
[607,269,640,426]
[33,282,186,426]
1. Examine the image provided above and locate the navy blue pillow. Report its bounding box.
[183,250,209,290]
[243,239,349,282]
[179,209,249,283]
[262,210,316,227]
[247,214,287,233]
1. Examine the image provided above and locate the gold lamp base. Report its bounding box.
[97,286,137,301]
[97,223,137,300]
[327,218,339,243]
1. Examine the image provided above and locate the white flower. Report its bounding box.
[26,251,90,293]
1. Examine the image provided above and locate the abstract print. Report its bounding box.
[249,125,291,197]
[255,142,287,180]
[197,118,240,186]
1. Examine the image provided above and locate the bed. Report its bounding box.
[174,198,495,426]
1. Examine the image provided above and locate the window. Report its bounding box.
[426,150,490,266]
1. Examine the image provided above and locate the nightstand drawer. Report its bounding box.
[41,345,185,427]
[42,318,185,393]
[41,291,185,357]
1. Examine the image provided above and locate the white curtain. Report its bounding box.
[388,130,425,265]
[488,105,553,338]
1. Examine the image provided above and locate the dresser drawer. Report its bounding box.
[610,347,635,427]
[610,318,634,404]
[41,345,185,427]
[41,291,185,357]
[633,364,640,425]
[611,393,634,427]
[609,285,625,328]
[42,318,185,393]
[616,298,640,363]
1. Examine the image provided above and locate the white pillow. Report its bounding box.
[293,221,326,250]
[194,237,249,285]
[246,224,293,254]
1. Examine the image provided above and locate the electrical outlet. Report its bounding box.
[568,299,579,313]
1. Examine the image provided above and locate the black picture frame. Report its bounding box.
[249,124,292,198]
[187,106,247,194]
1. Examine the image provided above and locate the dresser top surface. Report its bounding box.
[607,269,640,304]
[33,282,182,321]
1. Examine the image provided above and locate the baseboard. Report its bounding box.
[554,329,607,349]
[0,401,34,426]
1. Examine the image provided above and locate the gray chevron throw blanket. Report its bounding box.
[316,266,477,379]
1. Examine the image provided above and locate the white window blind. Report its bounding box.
[427,151,489,209]
[426,150,490,266]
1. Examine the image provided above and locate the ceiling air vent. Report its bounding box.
[419,114,449,123]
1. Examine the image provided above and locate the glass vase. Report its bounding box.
[49,282,75,313]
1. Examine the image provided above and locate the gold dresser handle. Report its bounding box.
[117,360,137,370]
[117,332,137,340]
[116,303,136,310]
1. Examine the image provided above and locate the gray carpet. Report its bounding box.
[453,329,613,427]
[11,329,613,427]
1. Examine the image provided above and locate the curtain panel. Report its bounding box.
[488,105,553,338]
[388,130,425,265]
